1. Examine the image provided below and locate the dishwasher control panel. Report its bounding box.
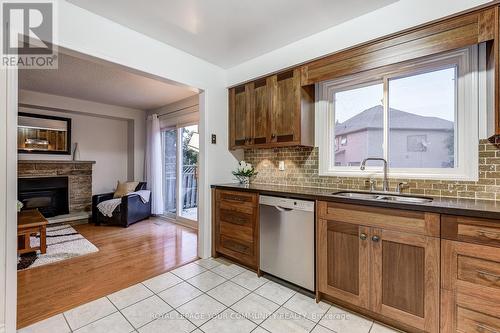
[259,195,315,212]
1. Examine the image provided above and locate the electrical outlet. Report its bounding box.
[211,134,216,144]
[279,161,285,171]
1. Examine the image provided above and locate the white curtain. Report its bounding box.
[145,114,164,215]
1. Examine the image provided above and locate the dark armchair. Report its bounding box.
[92,182,151,227]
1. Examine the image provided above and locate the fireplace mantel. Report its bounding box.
[18,160,96,164]
[18,160,95,213]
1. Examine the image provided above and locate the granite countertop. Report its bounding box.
[211,183,500,220]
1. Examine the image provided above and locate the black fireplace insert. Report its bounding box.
[18,176,69,217]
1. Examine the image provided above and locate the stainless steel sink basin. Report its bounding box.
[378,195,433,203]
[333,191,433,204]
[334,192,381,200]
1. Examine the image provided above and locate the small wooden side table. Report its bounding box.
[18,210,48,255]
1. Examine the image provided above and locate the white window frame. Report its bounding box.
[316,46,479,181]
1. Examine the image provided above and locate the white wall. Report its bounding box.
[18,91,140,193]
[18,90,147,185]
[227,0,493,85]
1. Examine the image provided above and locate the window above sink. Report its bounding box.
[316,47,479,181]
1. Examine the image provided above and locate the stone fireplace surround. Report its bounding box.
[18,160,95,216]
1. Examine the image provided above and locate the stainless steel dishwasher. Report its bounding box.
[259,195,315,291]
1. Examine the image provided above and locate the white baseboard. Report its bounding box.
[0,323,5,333]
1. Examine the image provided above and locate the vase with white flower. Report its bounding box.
[232,161,257,185]
[17,200,23,212]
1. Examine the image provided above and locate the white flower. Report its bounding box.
[240,160,247,167]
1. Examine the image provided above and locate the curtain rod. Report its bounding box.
[157,104,198,118]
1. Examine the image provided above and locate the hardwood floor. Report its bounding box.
[17,217,198,329]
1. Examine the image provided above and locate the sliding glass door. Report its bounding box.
[161,124,199,225]
[179,125,199,221]
[161,129,177,216]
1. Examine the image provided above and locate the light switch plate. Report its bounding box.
[279,161,285,171]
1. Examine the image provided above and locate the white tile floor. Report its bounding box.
[18,257,402,333]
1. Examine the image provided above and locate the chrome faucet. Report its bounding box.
[360,158,389,192]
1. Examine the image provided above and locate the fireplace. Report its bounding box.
[18,177,69,217]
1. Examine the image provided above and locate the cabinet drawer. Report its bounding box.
[217,190,258,208]
[441,240,500,332]
[458,256,500,290]
[457,307,500,333]
[217,235,256,267]
[219,215,254,243]
[219,208,254,227]
[317,201,440,237]
[442,215,500,247]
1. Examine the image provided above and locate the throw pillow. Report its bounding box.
[113,181,139,198]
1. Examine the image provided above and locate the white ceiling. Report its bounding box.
[67,0,398,69]
[19,52,198,110]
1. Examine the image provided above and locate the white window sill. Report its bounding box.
[319,169,479,182]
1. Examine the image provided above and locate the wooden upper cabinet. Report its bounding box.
[488,6,500,143]
[229,85,252,149]
[228,69,314,150]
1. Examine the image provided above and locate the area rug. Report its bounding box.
[17,224,99,270]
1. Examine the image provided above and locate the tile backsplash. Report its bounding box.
[244,139,500,201]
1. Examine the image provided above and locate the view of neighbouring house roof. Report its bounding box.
[335,105,454,136]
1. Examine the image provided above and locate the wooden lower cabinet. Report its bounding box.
[441,239,500,333]
[213,189,259,269]
[441,214,500,333]
[317,202,440,333]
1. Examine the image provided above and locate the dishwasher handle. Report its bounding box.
[274,205,294,212]
[259,195,315,212]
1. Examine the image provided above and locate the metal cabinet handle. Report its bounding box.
[477,270,500,281]
[223,195,247,202]
[360,233,367,241]
[372,235,380,242]
[477,230,500,239]
[476,323,498,333]
[226,241,248,253]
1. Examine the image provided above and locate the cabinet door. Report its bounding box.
[269,69,300,144]
[317,218,370,308]
[229,85,251,149]
[249,78,270,145]
[371,229,440,333]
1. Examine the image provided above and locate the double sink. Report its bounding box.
[332,191,433,204]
